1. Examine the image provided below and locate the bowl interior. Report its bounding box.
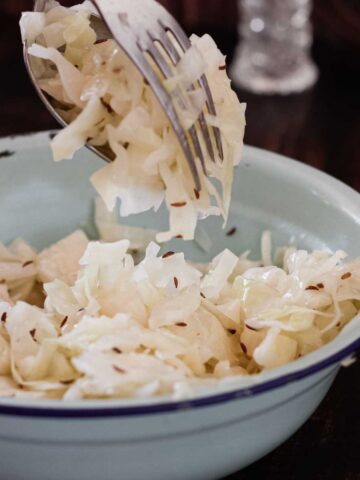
[1,131,360,261]
[0,131,360,409]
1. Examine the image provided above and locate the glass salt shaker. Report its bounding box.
[230,0,318,94]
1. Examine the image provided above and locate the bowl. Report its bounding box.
[0,131,359,480]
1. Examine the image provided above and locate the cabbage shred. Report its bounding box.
[0,229,359,400]
[20,1,246,242]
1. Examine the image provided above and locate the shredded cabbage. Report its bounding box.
[20,1,246,242]
[13,1,359,401]
[0,228,359,400]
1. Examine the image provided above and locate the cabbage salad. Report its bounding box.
[0,207,359,400]
[12,1,359,401]
[20,1,246,242]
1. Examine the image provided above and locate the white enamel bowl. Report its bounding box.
[0,132,359,480]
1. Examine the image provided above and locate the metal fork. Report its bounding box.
[24,0,224,190]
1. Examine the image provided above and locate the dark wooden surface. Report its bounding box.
[0,4,359,480]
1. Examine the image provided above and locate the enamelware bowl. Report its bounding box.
[0,132,359,480]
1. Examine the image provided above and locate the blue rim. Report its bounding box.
[0,338,358,418]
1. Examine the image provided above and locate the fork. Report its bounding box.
[25,0,224,190]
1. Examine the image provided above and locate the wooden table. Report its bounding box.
[0,10,359,480]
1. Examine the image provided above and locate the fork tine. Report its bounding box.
[189,126,207,175]
[158,16,191,52]
[144,38,173,78]
[146,40,207,174]
[199,75,224,161]
[198,111,216,162]
[175,127,202,190]
[155,22,182,65]
[156,20,223,162]
[154,27,216,164]
[142,45,201,188]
